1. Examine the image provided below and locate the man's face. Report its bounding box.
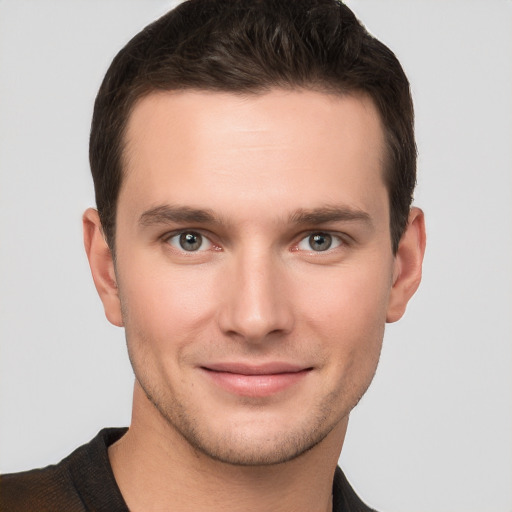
[113,89,395,465]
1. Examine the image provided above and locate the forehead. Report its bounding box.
[120,89,388,223]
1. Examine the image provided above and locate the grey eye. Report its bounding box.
[179,232,202,251]
[308,233,332,251]
[297,232,342,252]
[167,231,212,252]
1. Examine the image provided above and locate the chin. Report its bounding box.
[177,423,333,467]
[149,390,344,467]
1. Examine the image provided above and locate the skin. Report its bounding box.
[84,89,425,512]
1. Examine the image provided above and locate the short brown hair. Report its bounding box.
[90,0,416,253]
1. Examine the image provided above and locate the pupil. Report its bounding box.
[179,232,202,251]
[310,233,331,251]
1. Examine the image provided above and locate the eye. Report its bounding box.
[166,231,213,252]
[297,232,342,252]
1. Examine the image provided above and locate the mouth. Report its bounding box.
[200,362,313,397]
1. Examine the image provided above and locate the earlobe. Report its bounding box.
[386,207,426,323]
[83,208,124,327]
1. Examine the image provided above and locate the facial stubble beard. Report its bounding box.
[126,339,380,468]
[137,373,341,467]
[119,285,383,467]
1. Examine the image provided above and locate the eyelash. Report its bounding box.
[162,230,347,254]
[295,232,344,253]
[164,230,218,253]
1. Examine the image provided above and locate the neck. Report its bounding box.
[109,383,347,512]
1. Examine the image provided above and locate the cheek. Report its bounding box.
[307,269,389,403]
[295,262,392,356]
[300,263,390,315]
[117,259,220,351]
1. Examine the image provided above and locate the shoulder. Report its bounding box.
[333,466,379,512]
[1,456,86,512]
[0,428,128,512]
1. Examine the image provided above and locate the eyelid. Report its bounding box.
[160,228,350,253]
[163,229,218,252]
[294,231,348,252]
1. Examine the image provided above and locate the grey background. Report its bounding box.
[1,1,511,511]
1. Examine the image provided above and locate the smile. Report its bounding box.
[200,363,313,398]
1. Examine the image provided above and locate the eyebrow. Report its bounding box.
[139,204,373,228]
[139,205,219,226]
[289,206,372,227]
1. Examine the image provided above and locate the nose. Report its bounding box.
[217,249,294,344]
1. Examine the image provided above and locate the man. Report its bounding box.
[1,0,425,510]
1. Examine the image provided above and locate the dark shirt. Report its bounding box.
[0,428,376,511]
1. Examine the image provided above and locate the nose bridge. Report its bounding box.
[218,243,293,342]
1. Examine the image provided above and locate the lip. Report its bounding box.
[200,362,312,397]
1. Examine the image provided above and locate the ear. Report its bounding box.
[83,208,123,327]
[386,207,426,323]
